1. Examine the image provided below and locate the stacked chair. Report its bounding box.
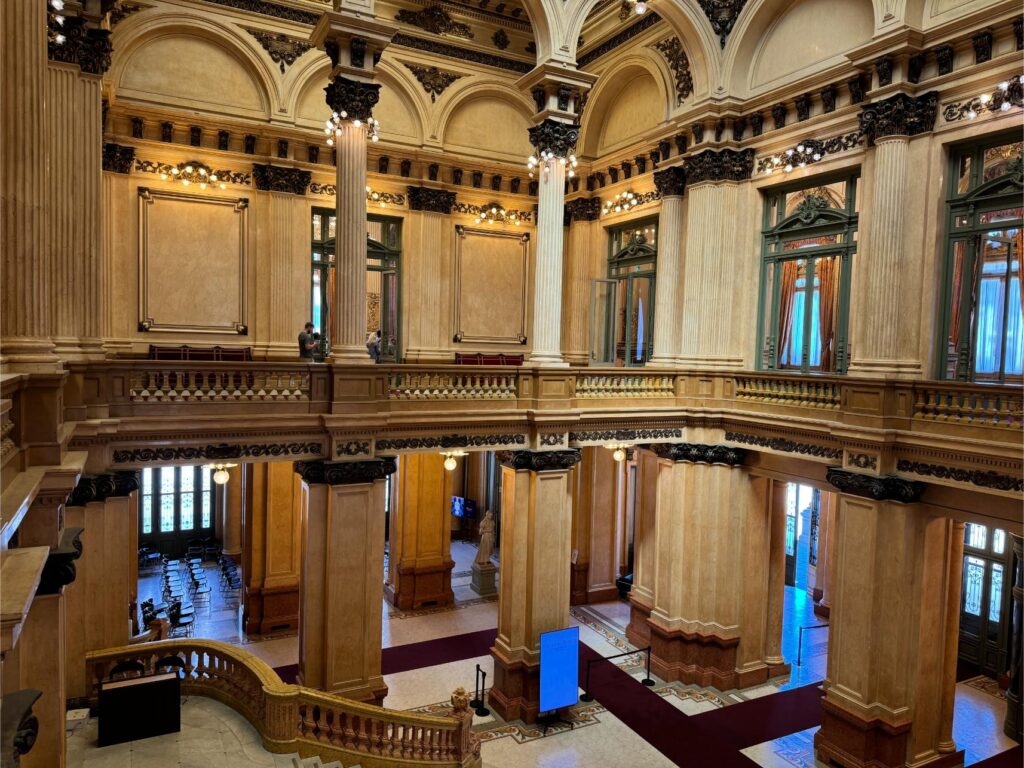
[220,556,242,596]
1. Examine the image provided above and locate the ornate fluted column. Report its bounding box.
[296,458,395,703]
[562,198,601,365]
[489,449,580,723]
[849,92,938,379]
[765,479,788,668]
[1,0,58,370]
[311,15,393,362]
[679,150,755,370]
[649,166,686,366]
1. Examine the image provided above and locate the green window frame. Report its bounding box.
[599,218,658,367]
[140,466,214,538]
[936,134,1023,382]
[757,174,858,375]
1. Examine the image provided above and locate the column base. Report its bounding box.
[625,593,652,648]
[488,645,540,723]
[470,561,497,596]
[846,359,924,379]
[815,697,964,768]
[384,560,454,610]
[244,584,299,635]
[0,336,62,373]
[526,353,569,368]
[329,346,375,365]
[646,618,745,690]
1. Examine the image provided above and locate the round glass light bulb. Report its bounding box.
[613,448,626,462]
[444,456,457,471]
[213,469,230,485]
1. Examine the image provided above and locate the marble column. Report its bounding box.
[0,0,57,370]
[404,188,456,363]
[1004,534,1023,741]
[625,447,660,648]
[223,464,243,560]
[570,447,622,605]
[526,120,578,367]
[649,166,686,366]
[642,443,779,689]
[489,449,580,723]
[296,459,393,703]
[19,594,66,768]
[765,479,788,668]
[849,92,937,379]
[814,491,836,618]
[815,469,962,768]
[386,453,455,610]
[562,199,600,365]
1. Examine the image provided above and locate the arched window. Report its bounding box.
[938,134,1023,382]
[757,175,858,374]
[140,466,214,539]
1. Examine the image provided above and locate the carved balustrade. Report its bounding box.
[85,639,480,768]
[574,372,677,399]
[388,369,518,400]
[911,381,1022,427]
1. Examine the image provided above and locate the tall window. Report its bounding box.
[591,219,658,366]
[310,209,336,349]
[140,466,214,537]
[758,175,858,374]
[939,135,1023,382]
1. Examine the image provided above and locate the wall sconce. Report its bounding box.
[440,450,468,471]
[602,191,639,215]
[159,160,227,190]
[475,203,523,226]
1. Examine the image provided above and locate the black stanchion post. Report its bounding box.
[474,670,490,717]
[469,664,483,709]
[580,660,594,703]
[641,646,655,686]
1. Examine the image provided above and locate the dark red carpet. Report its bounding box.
[690,680,823,749]
[974,745,1023,767]
[381,628,497,675]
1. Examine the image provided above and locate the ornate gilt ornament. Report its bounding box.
[112,442,322,463]
[652,37,693,105]
[294,458,397,485]
[896,460,1022,493]
[498,449,582,472]
[698,0,748,47]
[395,5,473,39]
[102,143,135,174]
[756,131,863,175]
[564,197,601,222]
[376,434,527,451]
[402,62,465,103]
[943,78,1024,122]
[324,77,381,122]
[528,119,579,157]
[569,428,683,443]
[309,184,407,207]
[252,164,311,195]
[684,148,755,184]
[134,159,250,188]
[653,166,686,197]
[407,186,456,213]
[48,17,112,75]
[858,92,939,143]
[492,29,509,50]
[826,467,925,503]
[245,28,312,73]
[724,432,842,460]
[649,443,745,465]
[452,201,532,224]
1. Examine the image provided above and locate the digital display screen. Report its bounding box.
[539,626,579,713]
[451,496,465,518]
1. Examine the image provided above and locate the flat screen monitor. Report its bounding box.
[451,496,465,518]
[539,626,579,713]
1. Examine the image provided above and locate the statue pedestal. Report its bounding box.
[471,561,497,596]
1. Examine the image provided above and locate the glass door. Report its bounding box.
[590,278,617,365]
[959,523,1011,676]
[623,273,655,366]
[380,269,399,362]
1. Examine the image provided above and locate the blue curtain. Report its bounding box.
[636,296,645,361]
[1006,275,1022,375]
[782,282,822,367]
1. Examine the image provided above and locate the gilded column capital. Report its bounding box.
[653,166,687,197]
[826,467,926,503]
[48,18,112,75]
[252,164,312,195]
[294,458,397,485]
[497,449,581,472]
[858,92,938,144]
[648,442,746,466]
[102,143,135,174]
[527,119,579,158]
[324,76,381,122]
[407,186,456,213]
[564,197,601,223]
[683,148,754,185]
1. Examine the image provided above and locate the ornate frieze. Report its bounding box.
[252,164,311,195]
[492,29,509,50]
[826,467,925,503]
[564,197,601,222]
[452,201,532,222]
[568,428,683,443]
[38,527,84,595]
[652,37,693,105]
[528,119,579,157]
[392,34,532,73]
[498,449,582,472]
[858,92,938,143]
[134,158,251,187]
[112,442,322,463]
[407,186,456,213]
[724,431,842,460]
[649,442,746,466]
[755,131,863,175]
[943,78,1024,122]
[683,148,754,184]
[198,0,318,24]
[376,434,526,452]
[48,17,112,75]
[578,12,661,68]
[895,460,1022,493]
[102,143,135,174]
[295,458,397,485]
[653,166,686,197]
[244,29,312,73]
[324,76,381,122]
[403,63,465,103]
[396,5,473,38]
[336,440,371,457]
[698,0,748,47]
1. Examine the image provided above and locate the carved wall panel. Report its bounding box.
[452,226,530,345]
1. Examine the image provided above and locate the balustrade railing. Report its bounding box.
[734,374,841,409]
[388,371,517,400]
[912,383,1023,428]
[128,368,309,402]
[574,373,676,399]
[85,639,480,768]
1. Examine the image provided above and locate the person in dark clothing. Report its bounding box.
[298,322,317,359]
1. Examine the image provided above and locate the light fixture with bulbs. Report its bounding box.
[207,463,238,485]
[756,131,863,176]
[527,151,578,180]
[954,76,1024,121]
[134,159,250,189]
[325,111,380,146]
[440,450,468,471]
[48,0,67,46]
[603,191,639,215]
[474,203,523,226]
[365,186,404,208]
[624,0,648,14]
[605,443,633,462]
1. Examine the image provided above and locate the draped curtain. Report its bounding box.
[949,245,965,349]
[816,257,839,371]
[776,260,799,366]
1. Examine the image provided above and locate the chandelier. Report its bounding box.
[440,450,468,471]
[602,191,639,215]
[158,161,228,190]
[205,463,238,485]
[474,204,523,226]
[527,151,578,179]
[605,443,632,462]
[325,111,380,146]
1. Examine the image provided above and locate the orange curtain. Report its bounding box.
[776,260,799,366]
[816,257,839,371]
[949,246,965,349]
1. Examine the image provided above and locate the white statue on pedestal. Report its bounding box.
[475,510,495,565]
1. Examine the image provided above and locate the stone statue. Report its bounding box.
[475,510,495,565]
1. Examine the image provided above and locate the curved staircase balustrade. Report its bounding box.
[85,639,481,768]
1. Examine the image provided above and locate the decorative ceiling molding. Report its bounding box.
[896,460,1023,493]
[402,62,466,102]
[492,29,510,50]
[396,5,474,39]
[652,37,693,105]
[578,12,662,68]
[698,0,747,48]
[112,442,322,463]
[391,33,531,73]
[244,28,313,73]
[197,0,320,25]
[826,467,926,504]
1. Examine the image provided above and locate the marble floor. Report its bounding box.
[119,546,1019,768]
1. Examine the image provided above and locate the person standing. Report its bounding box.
[365,329,381,363]
[298,322,317,359]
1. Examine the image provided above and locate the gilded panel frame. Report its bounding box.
[452,225,531,344]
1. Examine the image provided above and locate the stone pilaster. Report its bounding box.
[649,166,686,366]
[626,447,659,647]
[386,453,455,610]
[1005,534,1023,742]
[570,447,623,605]
[1,0,58,370]
[815,470,963,768]
[489,449,580,722]
[849,92,938,379]
[404,188,455,363]
[18,595,66,768]
[222,464,243,559]
[296,458,395,703]
[562,198,600,365]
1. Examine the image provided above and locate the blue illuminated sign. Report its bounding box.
[539,626,579,713]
